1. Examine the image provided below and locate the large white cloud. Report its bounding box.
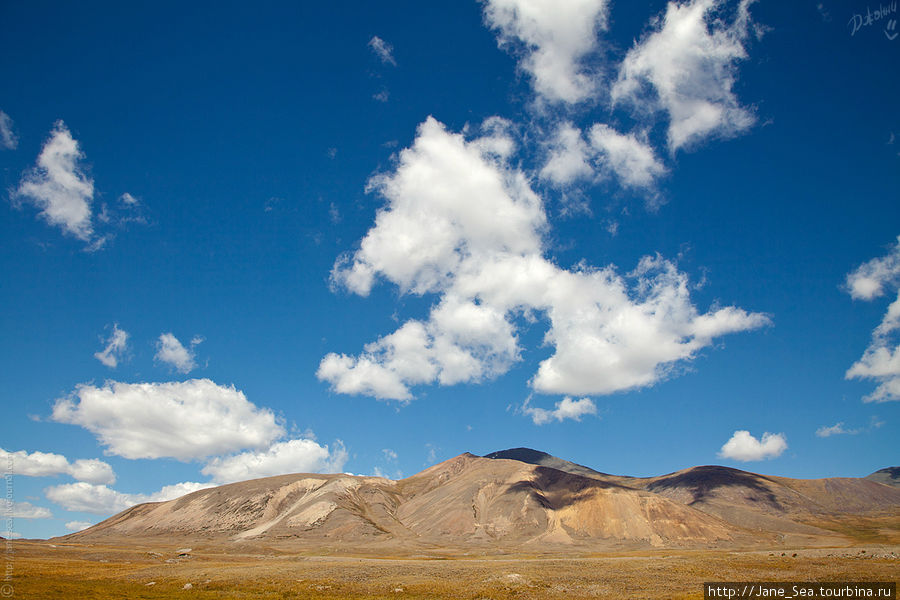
[50,379,284,460]
[45,481,214,515]
[319,117,768,401]
[0,448,115,485]
[523,396,596,425]
[94,324,129,368]
[845,236,900,402]
[612,0,757,151]
[718,430,787,461]
[155,332,200,373]
[15,120,95,240]
[202,438,348,484]
[483,0,609,103]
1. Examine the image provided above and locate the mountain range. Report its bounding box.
[61,449,900,553]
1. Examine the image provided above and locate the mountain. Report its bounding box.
[865,467,900,488]
[61,450,900,552]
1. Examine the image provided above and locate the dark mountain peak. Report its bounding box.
[865,466,900,487]
[483,447,611,479]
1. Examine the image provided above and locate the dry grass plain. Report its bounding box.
[5,540,898,600]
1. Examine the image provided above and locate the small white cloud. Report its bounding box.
[523,396,597,425]
[11,501,53,519]
[65,521,93,532]
[588,124,666,189]
[94,324,129,368]
[0,448,115,485]
[540,122,594,185]
[50,379,284,460]
[372,89,390,103]
[119,192,139,205]
[15,120,95,240]
[845,236,900,402]
[718,430,787,461]
[3,532,23,540]
[612,0,758,151]
[0,109,18,149]
[201,438,348,484]
[815,422,860,438]
[45,481,214,515]
[483,0,610,103]
[155,333,199,373]
[368,36,397,66]
[382,448,398,462]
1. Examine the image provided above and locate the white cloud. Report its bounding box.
[588,124,666,189]
[65,521,93,532]
[0,448,115,485]
[94,324,129,368]
[119,192,139,205]
[45,480,213,515]
[382,448,398,462]
[2,532,23,540]
[612,0,757,151]
[523,396,596,425]
[50,379,284,460]
[368,36,396,66]
[0,109,17,149]
[9,501,53,519]
[540,122,594,185]
[15,120,95,240]
[718,430,787,461]
[201,438,348,484]
[815,422,860,438]
[155,332,199,373]
[319,117,768,401]
[845,237,900,402]
[483,0,610,103]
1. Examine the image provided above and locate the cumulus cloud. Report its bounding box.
[588,124,666,189]
[0,448,116,485]
[718,430,787,461]
[523,396,597,425]
[15,120,95,240]
[94,324,129,368]
[10,501,53,519]
[0,109,17,149]
[845,237,900,402]
[368,36,396,66]
[202,438,348,484]
[612,0,758,151]
[540,122,666,193]
[319,117,768,401]
[483,0,609,103]
[540,122,594,185]
[45,480,214,515]
[50,379,284,460]
[65,521,93,532]
[155,332,201,373]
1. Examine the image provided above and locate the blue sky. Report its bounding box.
[1,0,898,539]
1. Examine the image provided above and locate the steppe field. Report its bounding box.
[6,541,898,600]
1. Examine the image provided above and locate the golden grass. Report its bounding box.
[5,541,898,600]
